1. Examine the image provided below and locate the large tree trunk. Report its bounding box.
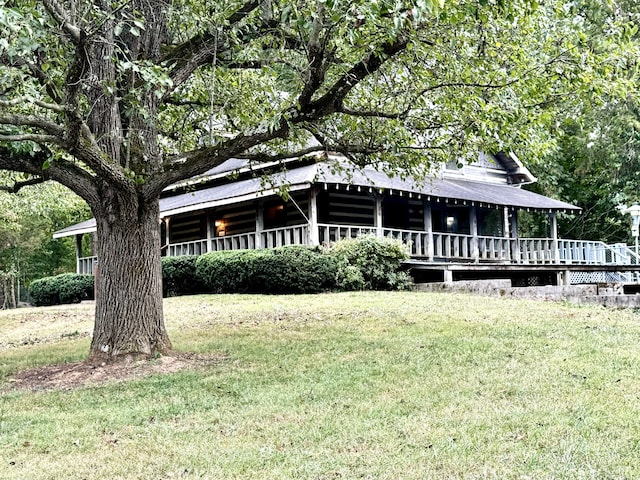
[89,188,171,363]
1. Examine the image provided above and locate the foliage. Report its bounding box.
[253,245,337,294]
[0,0,637,358]
[196,246,336,294]
[28,273,94,306]
[196,250,263,294]
[161,255,206,297]
[527,97,640,243]
[328,235,412,290]
[0,176,91,286]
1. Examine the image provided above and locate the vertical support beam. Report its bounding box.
[502,206,511,262]
[550,211,560,263]
[75,234,83,274]
[470,205,479,262]
[255,200,264,249]
[206,212,215,253]
[503,207,510,238]
[163,217,172,256]
[309,187,319,246]
[424,200,434,261]
[443,268,453,285]
[375,194,383,238]
[510,209,520,263]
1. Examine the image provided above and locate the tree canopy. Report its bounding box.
[0,0,636,360]
[1,0,634,191]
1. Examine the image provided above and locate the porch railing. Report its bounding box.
[210,232,257,251]
[318,224,378,243]
[79,224,640,274]
[78,256,98,275]
[159,229,640,266]
[168,239,209,256]
[262,225,309,248]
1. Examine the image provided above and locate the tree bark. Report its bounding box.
[88,188,171,363]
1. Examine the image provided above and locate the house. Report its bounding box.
[53,152,639,285]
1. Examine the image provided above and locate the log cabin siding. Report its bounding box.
[317,190,375,226]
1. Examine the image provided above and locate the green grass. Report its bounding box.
[1,292,640,479]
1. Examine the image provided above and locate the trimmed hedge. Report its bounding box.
[162,255,206,297]
[253,245,337,294]
[195,250,262,294]
[196,246,337,294]
[328,235,413,291]
[29,273,94,306]
[29,236,412,305]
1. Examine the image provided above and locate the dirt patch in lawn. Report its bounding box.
[6,352,227,392]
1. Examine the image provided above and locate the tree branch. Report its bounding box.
[0,147,99,205]
[236,145,327,162]
[163,0,261,91]
[41,0,83,43]
[0,113,65,136]
[0,176,45,193]
[0,97,68,113]
[298,2,328,106]
[0,133,63,144]
[301,34,411,119]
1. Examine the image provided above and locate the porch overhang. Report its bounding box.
[53,160,580,239]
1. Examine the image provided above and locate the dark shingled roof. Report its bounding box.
[53,160,579,238]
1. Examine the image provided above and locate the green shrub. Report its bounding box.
[29,273,94,306]
[196,250,263,293]
[196,246,337,294]
[162,256,206,297]
[328,235,413,291]
[253,245,337,294]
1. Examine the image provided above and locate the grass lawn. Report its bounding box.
[1,291,640,479]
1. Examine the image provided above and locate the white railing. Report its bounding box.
[432,232,474,260]
[167,239,209,256]
[318,224,378,244]
[78,222,640,277]
[518,238,555,264]
[210,232,257,251]
[518,238,640,266]
[261,225,309,248]
[78,256,98,275]
[382,228,432,257]
[478,236,514,262]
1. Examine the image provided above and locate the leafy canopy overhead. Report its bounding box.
[0,0,635,204]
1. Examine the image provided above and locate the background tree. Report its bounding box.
[525,0,640,243]
[527,98,640,243]
[0,173,90,302]
[0,0,634,362]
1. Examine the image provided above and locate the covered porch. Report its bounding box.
[62,186,640,284]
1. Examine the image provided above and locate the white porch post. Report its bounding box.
[470,205,479,262]
[309,187,319,245]
[550,211,560,263]
[510,208,520,263]
[503,207,511,262]
[375,194,383,238]
[163,217,171,255]
[424,200,434,261]
[75,234,83,274]
[503,207,510,238]
[206,212,214,253]
[255,201,264,249]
